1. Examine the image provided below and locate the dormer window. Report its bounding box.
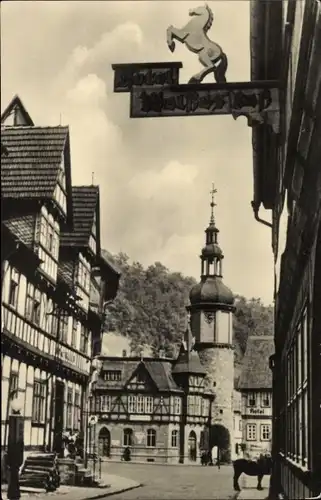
[103,370,121,382]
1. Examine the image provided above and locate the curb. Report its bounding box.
[84,483,142,500]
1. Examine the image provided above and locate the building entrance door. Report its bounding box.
[53,380,65,457]
[188,431,197,461]
[98,428,111,457]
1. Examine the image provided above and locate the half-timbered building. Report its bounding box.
[92,326,213,464]
[250,2,321,498]
[92,194,243,464]
[1,96,120,468]
[237,336,273,460]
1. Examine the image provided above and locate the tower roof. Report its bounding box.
[189,184,234,307]
[172,325,206,375]
[189,277,234,306]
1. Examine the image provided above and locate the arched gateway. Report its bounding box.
[209,424,231,463]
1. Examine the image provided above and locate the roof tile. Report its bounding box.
[1,126,68,199]
[60,186,99,248]
[237,336,274,390]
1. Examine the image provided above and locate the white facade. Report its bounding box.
[241,390,272,459]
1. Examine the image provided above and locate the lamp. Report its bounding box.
[10,397,22,415]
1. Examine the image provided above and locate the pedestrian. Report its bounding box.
[217,448,221,470]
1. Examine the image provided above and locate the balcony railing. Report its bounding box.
[2,302,90,376]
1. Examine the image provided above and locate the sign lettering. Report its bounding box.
[130,84,279,120]
[112,62,182,93]
[129,414,151,422]
[249,408,265,415]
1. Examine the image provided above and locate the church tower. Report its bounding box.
[187,185,235,462]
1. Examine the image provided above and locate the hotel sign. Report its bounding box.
[112,62,182,93]
[245,407,271,417]
[130,82,279,130]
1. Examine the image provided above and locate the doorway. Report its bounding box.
[53,380,65,457]
[188,431,197,461]
[98,428,111,457]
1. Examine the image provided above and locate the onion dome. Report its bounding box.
[190,277,234,306]
[189,183,234,307]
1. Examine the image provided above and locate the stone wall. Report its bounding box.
[198,346,234,462]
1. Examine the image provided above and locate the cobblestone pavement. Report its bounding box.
[100,462,240,499]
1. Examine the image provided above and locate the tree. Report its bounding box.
[103,252,274,362]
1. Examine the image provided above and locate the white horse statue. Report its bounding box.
[167,4,228,84]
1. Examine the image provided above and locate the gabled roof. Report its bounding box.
[1,125,70,200]
[60,185,100,250]
[1,95,34,126]
[144,360,181,392]
[96,357,181,393]
[124,361,158,391]
[237,336,274,390]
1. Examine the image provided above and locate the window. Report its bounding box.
[103,371,122,382]
[77,260,90,293]
[128,396,136,413]
[123,428,133,446]
[202,398,209,417]
[261,392,272,408]
[25,284,42,325]
[32,381,46,423]
[74,392,81,430]
[39,210,59,261]
[136,396,145,414]
[188,395,195,415]
[246,424,257,441]
[195,396,202,415]
[145,397,153,414]
[71,319,77,348]
[80,325,89,354]
[239,419,243,431]
[171,430,179,448]
[66,388,73,429]
[8,268,19,307]
[261,424,271,441]
[9,372,19,400]
[247,392,257,407]
[285,306,310,467]
[100,395,111,412]
[147,429,156,447]
[172,396,181,415]
[59,312,69,344]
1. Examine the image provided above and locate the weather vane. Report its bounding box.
[166,4,228,84]
[210,183,217,223]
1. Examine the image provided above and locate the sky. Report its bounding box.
[1,0,274,305]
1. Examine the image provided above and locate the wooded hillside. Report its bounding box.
[104,252,274,363]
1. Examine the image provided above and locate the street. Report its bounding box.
[102,462,238,499]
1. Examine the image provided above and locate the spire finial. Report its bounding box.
[210,182,217,224]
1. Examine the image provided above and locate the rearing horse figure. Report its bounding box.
[167,4,228,84]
